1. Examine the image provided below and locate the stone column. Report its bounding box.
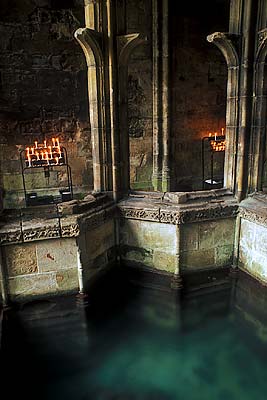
[247,0,267,192]
[152,0,171,192]
[235,0,258,201]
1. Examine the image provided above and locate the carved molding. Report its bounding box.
[239,207,267,227]
[74,27,103,67]
[118,207,160,222]
[207,32,240,68]
[118,204,238,225]
[256,28,267,63]
[0,231,22,246]
[117,33,146,67]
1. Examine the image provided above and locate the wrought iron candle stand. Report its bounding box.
[202,132,225,190]
[20,138,73,206]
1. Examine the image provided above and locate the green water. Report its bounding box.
[1,284,267,400]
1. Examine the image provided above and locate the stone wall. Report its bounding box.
[238,196,267,285]
[0,0,93,208]
[180,218,235,271]
[3,238,79,301]
[127,0,153,190]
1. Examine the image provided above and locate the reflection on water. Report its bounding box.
[1,272,267,400]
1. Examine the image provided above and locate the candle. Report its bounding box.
[55,157,59,165]
[52,138,56,147]
[45,151,49,164]
[48,146,52,158]
[41,151,44,160]
[31,147,35,155]
[221,128,224,136]
[44,140,47,148]
[35,151,40,161]
[26,147,30,156]
[214,132,217,141]
[27,154,31,167]
[35,141,38,149]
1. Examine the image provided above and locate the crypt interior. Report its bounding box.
[1,0,267,398]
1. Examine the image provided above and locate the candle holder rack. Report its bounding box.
[201,134,225,190]
[20,139,73,206]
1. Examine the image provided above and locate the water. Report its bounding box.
[1,278,267,400]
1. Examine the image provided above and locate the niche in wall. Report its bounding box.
[170,0,230,191]
[0,0,93,208]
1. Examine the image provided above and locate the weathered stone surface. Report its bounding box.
[36,238,77,272]
[181,249,216,270]
[56,268,79,291]
[8,273,57,299]
[120,219,177,254]
[85,219,115,259]
[153,251,177,273]
[5,243,38,276]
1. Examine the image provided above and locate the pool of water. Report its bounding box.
[1,277,267,400]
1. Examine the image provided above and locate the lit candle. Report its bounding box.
[48,146,52,158]
[52,138,56,147]
[55,157,59,165]
[56,138,60,148]
[221,127,224,136]
[45,151,49,164]
[26,147,30,156]
[35,151,40,161]
[35,141,38,149]
[44,140,47,148]
[41,151,44,160]
[214,132,217,141]
[31,147,35,155]
[27,154,31,167]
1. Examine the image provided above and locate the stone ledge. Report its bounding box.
[0,193,116,245]
[118,192,238,224]
[239,193,267,227]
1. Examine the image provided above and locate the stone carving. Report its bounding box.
[0,231,22,245]
[23,226,61,242]
[119,203,238,224]
[61,224,80,237]
[118,207,160,222]
[239,207,267,227]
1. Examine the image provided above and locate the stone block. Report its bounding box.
[239,219,255,252]
[198,221,215,250]
[215,244,233,266]
[85,220,115,259]
[181,223,199,251]
[120,245,153,267]
[254,224,267,256]
[8,273,57,300]
[153,251,177,273]
[181,248,215,270]
[4,243,38,276]
[214,218,235,246]
[55,268,79,291]
[36,238,77,272]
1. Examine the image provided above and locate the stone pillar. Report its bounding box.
[247,0,267,192]
[76,1,145,200]
[152,0,171,192]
